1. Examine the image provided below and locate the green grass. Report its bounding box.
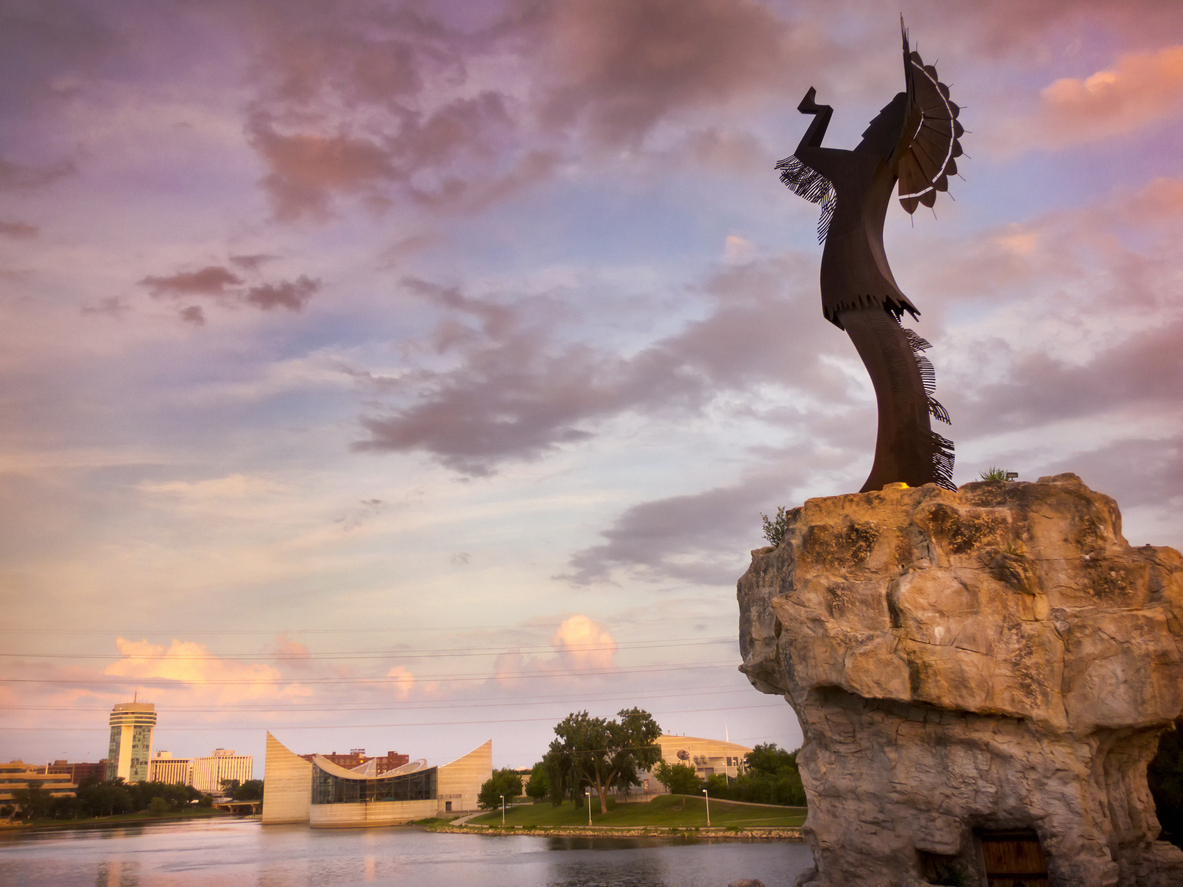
[466,795,806,829]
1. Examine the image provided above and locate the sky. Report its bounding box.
[2,0,1183,777]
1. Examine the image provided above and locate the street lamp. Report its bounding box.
[703,788,710,827]
[586,788,592,826]
[500,794,505,828]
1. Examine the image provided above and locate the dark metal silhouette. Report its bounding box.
[778,21,961,492]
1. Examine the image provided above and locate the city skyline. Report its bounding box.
[4,0,1183,770]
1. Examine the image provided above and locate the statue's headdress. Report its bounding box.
[894,20,964,214]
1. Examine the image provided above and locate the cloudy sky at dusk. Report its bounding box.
[3,0,1183,775]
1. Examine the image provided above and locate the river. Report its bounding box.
[0,818,814,887]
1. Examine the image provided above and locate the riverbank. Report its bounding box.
[442,795,806,840]
[433,823,804,841]
[0,808,237,833]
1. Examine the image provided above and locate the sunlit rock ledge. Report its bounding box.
[738,473,1183,887]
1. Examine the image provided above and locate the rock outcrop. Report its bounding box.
[738,474,1183,887]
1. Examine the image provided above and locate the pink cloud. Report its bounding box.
[180,305,205,325]
[537,0,795,143]
[1033,45,1183,147]
[104,637,289,706]
[230,253,278,271]
[80,296,131,318]
[140,265,243,297]
[0,220,37,239]
[490,615,618,686]
[0,157,75,191]
[248,119,399,221]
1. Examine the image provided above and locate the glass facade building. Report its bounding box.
[311,766,437,805]
[106,702,157,783]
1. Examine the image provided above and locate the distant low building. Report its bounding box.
[0,761,75,809]
[298,749,410,775]
[637,734,753,797]
[263,732,491,827]
[38,760,107,784]
[192,749,253,794]
[149,751,193,786]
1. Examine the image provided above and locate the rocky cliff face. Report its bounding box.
[738,474,1183,887]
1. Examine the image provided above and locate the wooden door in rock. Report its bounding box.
[978,829,1049,886]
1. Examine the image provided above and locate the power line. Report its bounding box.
[0,661,739,686]
[0,637,734,661]
[0,702,788,731]
[0,686,756,714]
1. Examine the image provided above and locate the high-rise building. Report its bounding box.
[149,751,193,786]
[106,702,156,783]
[192,748,254,794]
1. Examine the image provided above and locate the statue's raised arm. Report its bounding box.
[776,20,961,493]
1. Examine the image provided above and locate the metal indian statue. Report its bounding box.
[778,21,962,492]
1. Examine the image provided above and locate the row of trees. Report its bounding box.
[650,743,805,807]
[4,776,263,822]
[704,743,806,806]
[5,779,215,821]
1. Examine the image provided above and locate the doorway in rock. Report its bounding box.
[976,829,1049,887]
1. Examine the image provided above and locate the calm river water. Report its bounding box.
[0,819,814,887]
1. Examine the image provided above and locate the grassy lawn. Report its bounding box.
[466,795,806,829]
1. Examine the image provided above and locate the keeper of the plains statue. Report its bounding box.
[778,19,963,493]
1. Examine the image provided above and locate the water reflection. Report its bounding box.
[0,819,812,887]
[95,858,139,887]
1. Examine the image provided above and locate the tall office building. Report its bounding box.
[192,748,254,794]
[149,751,193,786]
[106,702,156,783]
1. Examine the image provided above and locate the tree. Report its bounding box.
[232,780,264,801]
[477,769,524,810]
[12,783,52,821]
[76,779,132,817]
[544,708,661,814]
[525,763,549,802]
[736,743,806,806]
[654,761,700,806]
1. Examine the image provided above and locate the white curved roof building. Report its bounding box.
[262,732,491,828]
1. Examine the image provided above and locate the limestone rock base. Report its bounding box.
[738,474,1183,887]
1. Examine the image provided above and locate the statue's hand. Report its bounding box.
[798,87,827,115]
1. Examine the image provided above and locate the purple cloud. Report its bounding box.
[0,220,37,239]
[244,275,320,312]
[139,266,243,297]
